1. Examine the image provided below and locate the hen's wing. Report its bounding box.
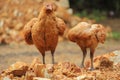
[77,28,95,40]
[23,18,38,45]
[56,17,66,36]
[68,22,91,42]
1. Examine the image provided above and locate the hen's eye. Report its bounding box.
[46,5,49,7]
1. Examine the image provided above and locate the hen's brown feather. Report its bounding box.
[56,17,66,36]
[23,18,38,45]
[68,22,106,48]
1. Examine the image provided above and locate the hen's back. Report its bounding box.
[68,22,91,42]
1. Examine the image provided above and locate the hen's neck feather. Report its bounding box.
[38,7,55,20]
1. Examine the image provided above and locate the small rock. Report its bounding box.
[4,62,28,77]
[33,10,39,16]
[67,8,73,15]
[15,23,23,30]
[27,9,33,14]
[0,20,4,28]
[35,0,44,3]
[46,64,54,74]
[25,70,36,80]
[85,52,117,69]
[98,57,113,70]
[70,16,81,27]
[76,75,95,80]
[28,58,46,77]
[0,34,13,44]
[29,58,42,70]
[33,77,51,80]
[56,0,70,8]
[13,9,19,17]
[2,76,11,80]
[76,75,86,80]
[13,9,22,17]
[53,62,81,78]
[110,50,120,65]
[34,64,45,77]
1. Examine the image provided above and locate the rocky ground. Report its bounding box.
[0,47,120,80]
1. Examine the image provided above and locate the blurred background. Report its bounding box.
[0,0,120,71]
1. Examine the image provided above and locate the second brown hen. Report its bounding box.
[24,3,66,64]
[68,22,106,70]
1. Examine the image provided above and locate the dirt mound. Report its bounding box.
[0,51,120,80]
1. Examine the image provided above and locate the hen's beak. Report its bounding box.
[46,5,52,11]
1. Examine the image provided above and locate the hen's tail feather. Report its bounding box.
[24,30,33,45]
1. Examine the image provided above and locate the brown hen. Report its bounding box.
[24,3,66,64]
[68,22,106,70]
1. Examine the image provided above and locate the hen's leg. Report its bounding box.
[41,52,45,64]
[90,48,95,70]
[51,50,55,64]
[81,48,87,68]
[43,55,45,64]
